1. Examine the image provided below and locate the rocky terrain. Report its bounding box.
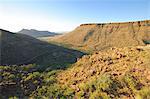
[1,45,150,98]
[17,29,59,38]
[51,20,150,52]
[56,45,150,98]
[1,20,150,98]
[0,29,84,70]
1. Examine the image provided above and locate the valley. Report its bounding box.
[0,29,84,70]
[0,20,150,98]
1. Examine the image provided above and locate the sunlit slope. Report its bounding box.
[56,45,150,98]
[53,20,150,52]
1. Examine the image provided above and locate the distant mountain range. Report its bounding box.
[17,29,59,38]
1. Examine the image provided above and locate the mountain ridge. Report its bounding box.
[80,20,150,26]
[18,29,59,38]
[51,20,150,52]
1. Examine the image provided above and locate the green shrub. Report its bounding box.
[135,87,150,99]
[89,90,110,99]
[124,74,138,92]
[24,72,40,81]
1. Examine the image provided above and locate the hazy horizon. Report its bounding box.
[0,0,149,32]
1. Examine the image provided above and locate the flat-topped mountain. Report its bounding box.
[18,29,59,38]
[0,29,84,70]
[52,20,150,52]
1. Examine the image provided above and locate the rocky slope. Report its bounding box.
[56,45,150,98]
[1,45,150,98]
[0,29,84,69]
[53,20,150,52]
[18,29,59,38]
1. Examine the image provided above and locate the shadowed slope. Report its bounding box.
[0,29,84,70]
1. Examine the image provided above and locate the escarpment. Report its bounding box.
[53,20,150,52]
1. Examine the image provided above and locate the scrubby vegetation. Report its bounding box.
[0,64,60,98]
[1,45,150,98]
[55,46,150,98]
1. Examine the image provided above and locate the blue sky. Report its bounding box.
[0,0,149,32]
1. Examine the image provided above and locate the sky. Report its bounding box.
[0,0,149,32]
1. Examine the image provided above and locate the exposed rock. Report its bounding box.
[147,75,150,80]
[56,45,150,98]
[53,20,150,52]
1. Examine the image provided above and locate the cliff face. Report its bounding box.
[55,20,150,52]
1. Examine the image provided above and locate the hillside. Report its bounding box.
[1,45,150,98]
[51,20,150,52]
[56,45,150,98]
[0,29,84,70]
[18,29,59,38]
